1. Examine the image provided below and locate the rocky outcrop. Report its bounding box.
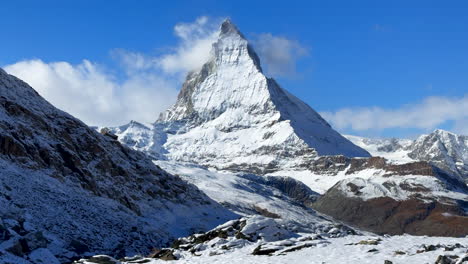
[78,215,355,262]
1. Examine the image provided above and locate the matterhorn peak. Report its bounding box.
[220,18,245,38]
[128,20,370,172]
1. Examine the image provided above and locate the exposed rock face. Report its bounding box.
[312,157,468,236]
[0,69,235,263]
[112,19,369,173]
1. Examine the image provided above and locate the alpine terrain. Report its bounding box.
[1,19,467,264]
[102,19,468,263]
[0,68,236,263]
[346,129,468,183]
[113,19,370,174]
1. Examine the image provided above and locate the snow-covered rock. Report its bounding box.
[112,19,369,173]
[311,157,468,236]
[408,129,468,182]
[0,68,236,263]
[109,20,468,239]
[77,234,468,264]
[346,130,468,183]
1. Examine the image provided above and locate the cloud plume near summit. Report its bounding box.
[4,16,306,127]
[4,16,221,126]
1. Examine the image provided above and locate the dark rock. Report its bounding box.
[69,240,90,255]
[435,255,458,264]
[24,231,48,251]
[263,176,319,207]
[252,245,278,255]
[83,255,119,264]
[5,239,26,256]
[312,186,468,236]
[99,127,118,140]
[253,205,281,219]
[148,248,177,260]
[0,220,11,241]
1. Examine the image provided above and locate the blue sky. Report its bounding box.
[1,0,467,137]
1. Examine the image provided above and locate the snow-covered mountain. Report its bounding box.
[112,19,369,173]
[346,129,468,183]
[0,68,237,264]
[79,20,468,263]
[109,20,468,239]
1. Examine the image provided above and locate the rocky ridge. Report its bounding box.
[346,130,468,183]
[0,68,235,263]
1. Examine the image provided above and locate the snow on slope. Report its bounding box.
[0,68,236,263]
[346,130,468,182]
[345,135,414,164]
[111,19,369,173]
[409,129,468,182]
[155,160,336,232]
[77,234,468,264]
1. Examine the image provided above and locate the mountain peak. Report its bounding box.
[219,18,244,38]
[152,21,370,171]
[433,129,455,136]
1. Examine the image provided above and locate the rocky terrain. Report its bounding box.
[346,129,468,183]
[311,157,468,236]
[2,18,467,264]
[111,19,468,241]
[0,68,236,263]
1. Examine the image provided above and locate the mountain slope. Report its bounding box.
[109,20,467,238]
[310,157,468,236]
[0,68,235,263]
[346,130,468,183]
[113,19,369,173]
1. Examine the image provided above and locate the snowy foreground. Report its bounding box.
[74,161,468,264]
[77,235,468,264]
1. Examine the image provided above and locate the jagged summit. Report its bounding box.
[220,18,244,38]
[118,20,370,173]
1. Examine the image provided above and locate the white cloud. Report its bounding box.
[3,16,222,127]
[321,95,468,134]
[4,59,178,126]
[158,16,219,74]
[3,16,314,127]
[253,33,308,77]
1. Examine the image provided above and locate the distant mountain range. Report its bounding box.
[346,129,468,184]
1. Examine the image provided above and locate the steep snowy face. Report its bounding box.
[408,129,468,181]
[150,20,369,172]
[345,135,414,164]
[0,69,235,263]
[159,20,265,124]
